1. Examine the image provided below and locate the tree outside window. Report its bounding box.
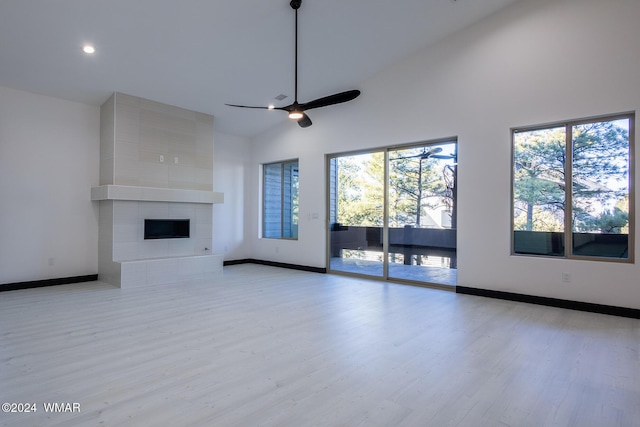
[513,114,633,260]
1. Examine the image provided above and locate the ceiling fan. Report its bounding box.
[391,147,457,161]
[225,0,361,128]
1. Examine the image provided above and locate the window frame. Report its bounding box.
[511,112,635,263]
[262,159,299,240]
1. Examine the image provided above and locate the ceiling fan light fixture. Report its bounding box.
[288,111,303,120]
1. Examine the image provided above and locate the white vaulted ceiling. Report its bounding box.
[0,0,521,137]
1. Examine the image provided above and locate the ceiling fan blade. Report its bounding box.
[297,113,312,128]
[225,103,285,110]
[301,90,360,111]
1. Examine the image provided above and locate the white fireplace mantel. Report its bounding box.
[91,185,224,204]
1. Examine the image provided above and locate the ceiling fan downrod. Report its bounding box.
[289,0,302,117]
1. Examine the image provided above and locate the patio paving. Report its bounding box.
[329,257,456,287]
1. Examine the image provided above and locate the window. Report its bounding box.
[512,113,634,261]
[263,160,299,239]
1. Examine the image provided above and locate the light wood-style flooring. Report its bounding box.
[1,264,639,426]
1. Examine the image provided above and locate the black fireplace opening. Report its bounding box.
[144,219,190,239]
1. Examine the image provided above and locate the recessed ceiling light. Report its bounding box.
[82,45,95,54]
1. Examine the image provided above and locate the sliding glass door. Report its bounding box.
[328,152,385,278]
[387,142,457,285]
[328,140,457,286]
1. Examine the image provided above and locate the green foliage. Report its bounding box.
[388,149,451,227]
[571,121,629,233]
[513,127,566,231]
[578,207,629,234]
[514,119,629,233]
[336,152,384,226]
[335,147,456,228]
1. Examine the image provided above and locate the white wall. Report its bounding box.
[212,131,252,261]
[247,0,640,309]
[0,86,100,283]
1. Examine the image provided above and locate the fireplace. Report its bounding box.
[92,93,223,287]
[144,219,190,240]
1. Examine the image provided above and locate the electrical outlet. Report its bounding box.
[562,272,571,283]
[159,155,164,163]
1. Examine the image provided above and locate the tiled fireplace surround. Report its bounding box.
[92,93,223,287]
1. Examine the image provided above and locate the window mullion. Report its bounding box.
[281,164,285,239]
[383,150,389,279]
[565,124,573,258]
